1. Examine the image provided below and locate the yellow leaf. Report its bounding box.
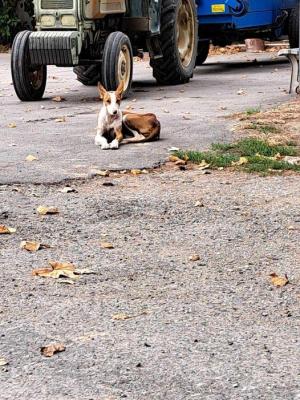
[269,273,289,287]
[0,225,16,234]
[8,122,16,128]
[169,155,181,162]
[37,206,59,215]
[100,242,114,249]
[198,160,211,170]
[26,155,38,162]
[232,157,248,166]
[41,343,65,357]
[131,169,142,175]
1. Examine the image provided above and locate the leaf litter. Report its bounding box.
[41,343,65,357]
[32,262,94,282]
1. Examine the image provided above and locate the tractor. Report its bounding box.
[11,0,299,101]
[11,0,198,100]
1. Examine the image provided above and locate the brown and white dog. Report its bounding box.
[95,81,160,150]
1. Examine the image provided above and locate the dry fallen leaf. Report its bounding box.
[175,159,187,166]
[20,241,49,252]
[52,96,65,102]
[0,225,16,234]
[20,241,40,252]
[26,154,38,162]
[198,160,211,170]
[269,273,289,287]
[189,254,200,262]
[8,122,16,128]
[112,313,130,321]
[169,155,181,162]
[41,343,65,357]
[232,157,248,166]
[37,206,59,215]
[0,357,8,366]
[131,169,142,175]
[93,170,110,177]
[100,242,114,249]
[32,261,78,280]
[55,117,66,123]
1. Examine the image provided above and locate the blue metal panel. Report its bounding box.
[197,0,297,30]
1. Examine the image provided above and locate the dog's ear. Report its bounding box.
[116,80,125,99]
[98,83,107,99]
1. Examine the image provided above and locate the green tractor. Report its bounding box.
[11,0,198,100]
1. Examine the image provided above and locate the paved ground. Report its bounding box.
[0,51,293,184]
[0,170,299,400]
[1,51,299,400]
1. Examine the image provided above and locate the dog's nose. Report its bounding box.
[113,110,117,115]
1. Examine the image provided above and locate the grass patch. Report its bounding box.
[173,138,300,174]
[246,107,260,115]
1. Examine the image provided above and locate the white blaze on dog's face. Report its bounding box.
[98,81,124,117]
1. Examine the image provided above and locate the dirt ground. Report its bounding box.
[0,167,300,400]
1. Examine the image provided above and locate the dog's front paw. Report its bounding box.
[101,143,110,150]
[110,139,119,150]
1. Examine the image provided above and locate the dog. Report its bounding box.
[95,81,160,150]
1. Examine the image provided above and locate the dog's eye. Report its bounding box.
[107,99,111,104]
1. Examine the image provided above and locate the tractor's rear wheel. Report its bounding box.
[11,30,47,101]
[150,0,197,85]
[288,7,299,48]
[101,31,133,98]
[196,40,210,65]
[73,65,101,86]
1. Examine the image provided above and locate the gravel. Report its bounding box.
[0,169,299,400]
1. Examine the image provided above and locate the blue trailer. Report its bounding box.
[196,0,299,64]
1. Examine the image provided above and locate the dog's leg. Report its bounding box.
[95,131,110,150]
[110,128,123,149]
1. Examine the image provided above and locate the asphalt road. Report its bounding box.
[0,170,299,400]
[0,51,293,184]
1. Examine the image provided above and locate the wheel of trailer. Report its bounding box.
[73,65,101,86]
[150,0,197,85]
[196,40,210,65]
[101,32,133,98]
[11,31,47,101]
[288,6,299,48]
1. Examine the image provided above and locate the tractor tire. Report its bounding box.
[288,7,299,48]
[196,40,210,65]
[150,0,197,85]
[102,31,133,98]
[73,65,101,86]
[11,30,47,101]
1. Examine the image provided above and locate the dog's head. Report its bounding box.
[98,81,124,117]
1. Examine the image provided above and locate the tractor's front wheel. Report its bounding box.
[150,0,197,85]
[11,31,47,101]
[101,32,133,98]
[196,40,210,65]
